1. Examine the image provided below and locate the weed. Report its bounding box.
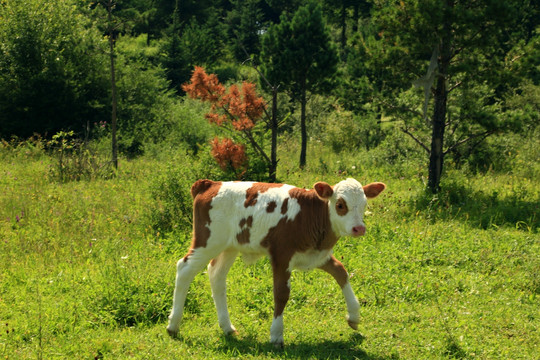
[47,131,115,182]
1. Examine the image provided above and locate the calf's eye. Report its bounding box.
[335,199,348,215]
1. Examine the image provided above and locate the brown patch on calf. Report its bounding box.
[266,201,277,213]
[261,186,338,254]
[191,179,215,198]
[244,183,284,208]
[335,198,349,216]
[314,182,334,199]
[261,184,339,319]
[239,218,247,228]
[236,228,251,244]
[237,216,253,244]
[189,180,222,251]
[280,198,289,215]
[318,256,348,288]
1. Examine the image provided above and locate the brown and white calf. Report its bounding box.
[166,178,386,347]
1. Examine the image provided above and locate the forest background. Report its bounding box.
[0,0,539,359]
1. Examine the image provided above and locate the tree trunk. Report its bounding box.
[427,0,453,193]
[428,74,447,193]
[299,86,307,168]
[352,3,359,33]
[340,1,347,52]
[107,1,118,169]
[269,86,278,182]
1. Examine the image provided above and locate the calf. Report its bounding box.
[166,178,386,347]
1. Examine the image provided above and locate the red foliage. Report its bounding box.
[182,66,225,102]
[184,67,267,175]
[183,67,266,131]
[210,137,247,172]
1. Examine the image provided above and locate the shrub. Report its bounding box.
[210,137,247,178]
[0,0,108,138]
[148,151,222,235]
[47,131,114,182]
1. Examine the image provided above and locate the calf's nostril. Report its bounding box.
[352,225,366,236]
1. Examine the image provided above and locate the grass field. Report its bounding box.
[1,137,539,359]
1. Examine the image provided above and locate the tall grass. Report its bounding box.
[0,131,538,359]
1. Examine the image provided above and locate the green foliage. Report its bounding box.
[260,0,339,99]
[86,250,174,327]
[411,171,539,231]
[227,0,265,60]
[47,131,115,182]
[0,0,109,138]
[115,44,176,156]
[148,150,222,234]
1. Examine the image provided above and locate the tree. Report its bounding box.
[0,0,108,139]
[103,0,119,169]
[160,1,226,93]
[183,67,278,181]
[369,0,534,192]
[227,0,265,60]
[322,0,372,54]
[261,0,339,167]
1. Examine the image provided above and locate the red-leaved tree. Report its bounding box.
[183,66,277,180]
[210,137,247,175]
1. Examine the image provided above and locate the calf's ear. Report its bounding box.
[314,182,334,199]
[363,182,386,199]
[191,179,214,198]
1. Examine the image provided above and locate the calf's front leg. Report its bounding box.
[318,256,361,330]
[270,264,291,348]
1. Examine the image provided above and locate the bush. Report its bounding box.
[85,254,175,327]
[47,131,115,182]
[148,150,222,234]
[114,47,177,155]
[0,0,109,138]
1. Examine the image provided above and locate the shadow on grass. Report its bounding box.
[411,181,538,231]
[214,332,392,360]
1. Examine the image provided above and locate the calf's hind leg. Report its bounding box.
[208,249,239,335]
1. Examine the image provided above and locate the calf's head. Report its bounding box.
[314,178,386,237]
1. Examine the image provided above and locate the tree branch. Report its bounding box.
[447,80,462,93]
[443,130,496,155]
[379,98,432,124]
[243,129,272,165]
[400,127,430,153]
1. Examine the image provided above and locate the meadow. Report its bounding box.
[0,132,538,360]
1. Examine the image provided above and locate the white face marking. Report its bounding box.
[328,178,368,237]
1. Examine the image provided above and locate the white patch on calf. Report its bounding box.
[207,182,300,256]
[342,282,360,326]
[270,314,284,346]
[288,249,333,272]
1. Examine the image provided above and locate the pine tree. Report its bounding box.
[261,0,339,168]
[369,0,534,192]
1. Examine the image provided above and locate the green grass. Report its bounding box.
[0,138,538,359]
